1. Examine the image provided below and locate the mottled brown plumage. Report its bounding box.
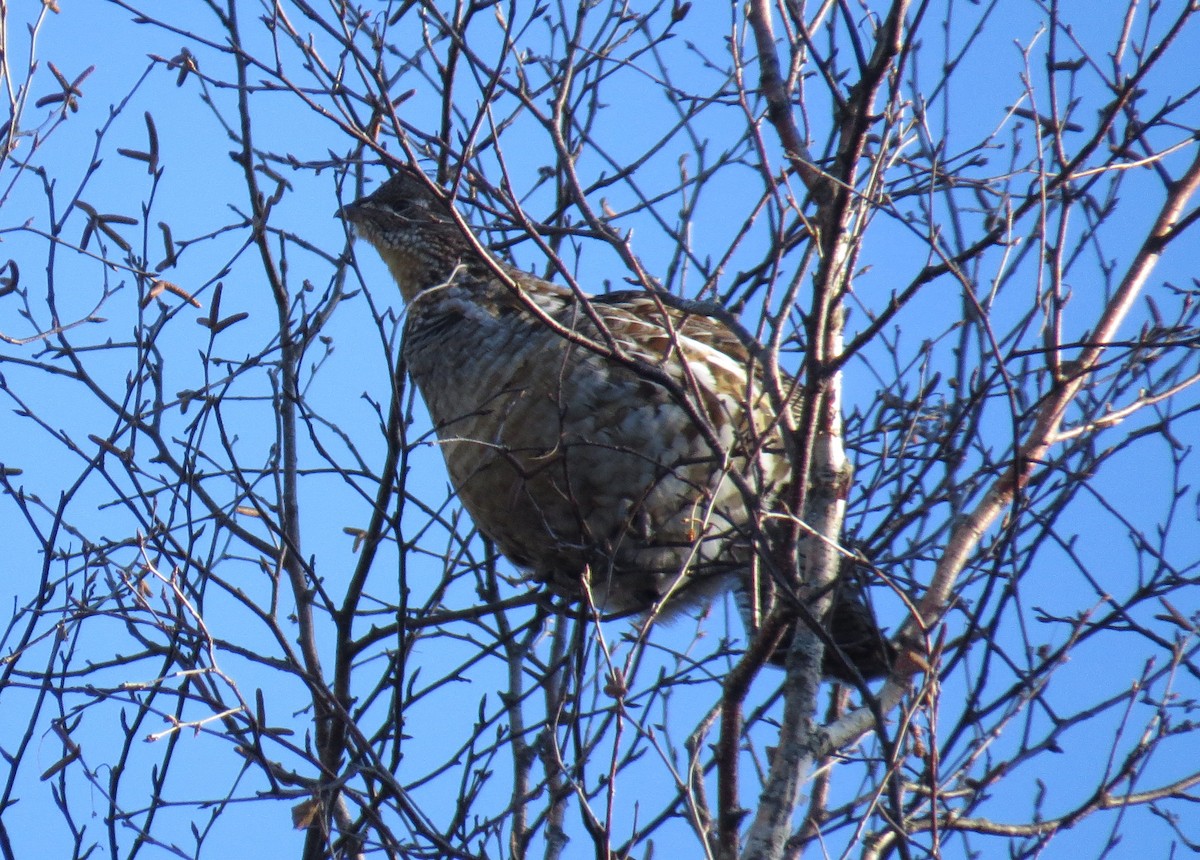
[342,167,892,681]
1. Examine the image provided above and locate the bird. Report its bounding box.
[340,166,893,682]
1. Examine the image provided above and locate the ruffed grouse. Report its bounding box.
[341,167,892,681]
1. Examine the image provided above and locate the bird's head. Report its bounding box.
[340,166,476,302]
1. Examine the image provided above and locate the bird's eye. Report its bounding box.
[391,197,432,219]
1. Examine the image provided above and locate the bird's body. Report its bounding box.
[404,277,789,614]
[342,167,891,679]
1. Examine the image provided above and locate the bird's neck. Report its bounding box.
[373,243,478,304]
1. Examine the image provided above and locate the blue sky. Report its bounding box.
[1,2,1199,859]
